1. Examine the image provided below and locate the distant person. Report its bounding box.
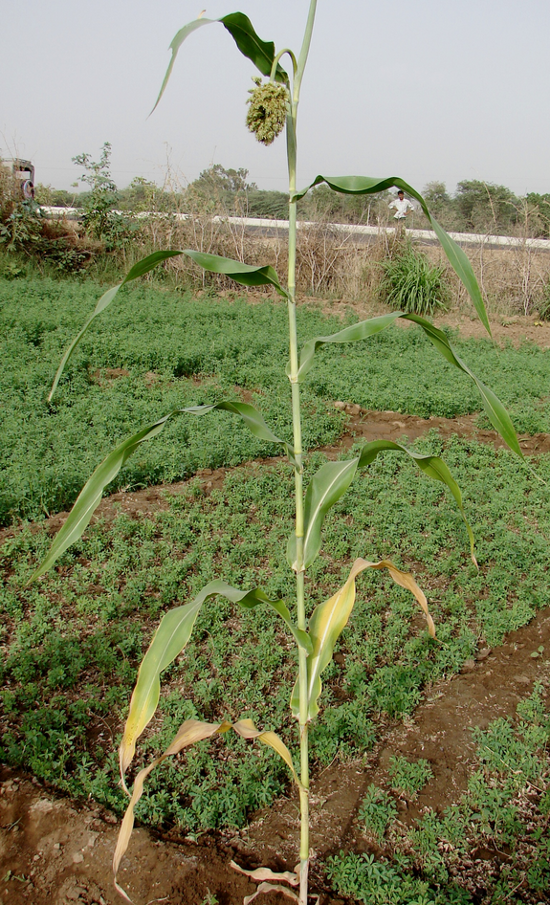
[389,190,414,230]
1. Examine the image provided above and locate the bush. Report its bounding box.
[537,280,550,320]
[380,244,450,315]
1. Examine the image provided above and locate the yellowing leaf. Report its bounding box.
[244,882,300,905]
[114,716,296,902]
[291,558,435,721]
[230,861,299,886]
[114,719,230,902]
[233,719,300,786]
[119,581,304,782]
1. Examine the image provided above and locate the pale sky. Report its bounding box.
[2,1,549,198]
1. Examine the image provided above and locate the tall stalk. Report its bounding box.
[284,3,318,900]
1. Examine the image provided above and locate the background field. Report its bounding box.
[3,276,550,525]
[1,275,550,904]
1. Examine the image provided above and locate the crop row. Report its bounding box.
[1,437,549,833]
[2,276,550,525]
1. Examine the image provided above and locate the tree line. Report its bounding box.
[34,148,550,239]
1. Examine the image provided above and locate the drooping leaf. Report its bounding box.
[49,250,183,400]
[234,587,312,655]
[298,312,402,379]
[114,718,232,902]
[293,174,491,335]
[292,440,476,571]
[232,718,299,785]
[182,249,288,298]
[185,400,296,464]
[119,581,306,778]
[114,716,297,902]
[405,314,523,457]
[27,402,294,583]
[298,311,522,458]
[28,416,172,583]
[290,559,434,720]
[152,12,287,114]
[356,439,477,566]
[151,16,215,114]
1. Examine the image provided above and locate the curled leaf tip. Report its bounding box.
[246,77,289,145]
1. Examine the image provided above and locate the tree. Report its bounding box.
[72,142,134,249]
[455,180,518,234]
[186,164,250,215]
[525,193,550,238]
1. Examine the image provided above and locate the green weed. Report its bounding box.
[358,785,398,842]
[326,851,469,905]
[388,755,433,798]
[2,441,549,832]
[345,685,550,904]
[3,277,550,524]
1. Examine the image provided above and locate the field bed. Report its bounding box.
[3,277,550,525]
[1,277,550,904]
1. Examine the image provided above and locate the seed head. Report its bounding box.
[246,77,289,146]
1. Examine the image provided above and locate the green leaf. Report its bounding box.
[184,400,296,464]
[120,595,207,776]
[404,314,523,457]
[119,579,303,776]
[152,12,288,114]
[182,249,288,298]
[298,312,402,379]
[298,311,522,458]
[151,17,215,114]
[49,250,183,400]
[292,438,477,570]
[287,459,359,570]
[220,13,288,82]
[210,582,311,655]
[293,174,491,335]
[27,401,294,583]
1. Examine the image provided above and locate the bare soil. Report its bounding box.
[2,314,550,905]
[307,296,550,349]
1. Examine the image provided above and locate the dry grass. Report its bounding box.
[143,219,550,319]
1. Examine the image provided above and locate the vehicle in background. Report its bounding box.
[2,158,35,200]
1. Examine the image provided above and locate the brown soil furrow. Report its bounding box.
[2,406,548,548]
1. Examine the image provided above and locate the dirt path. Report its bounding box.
[242,609,550,865]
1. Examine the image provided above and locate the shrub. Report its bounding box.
[537,279,550,320]
[380,244,450,315]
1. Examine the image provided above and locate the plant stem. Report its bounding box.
[286,3,318,902]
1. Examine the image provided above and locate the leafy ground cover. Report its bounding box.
[2,276,550,903]
[1,436,549,841]
[2,276,550,524]
[329,683,550,904]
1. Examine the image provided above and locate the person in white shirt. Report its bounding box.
[389,190,414,228]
